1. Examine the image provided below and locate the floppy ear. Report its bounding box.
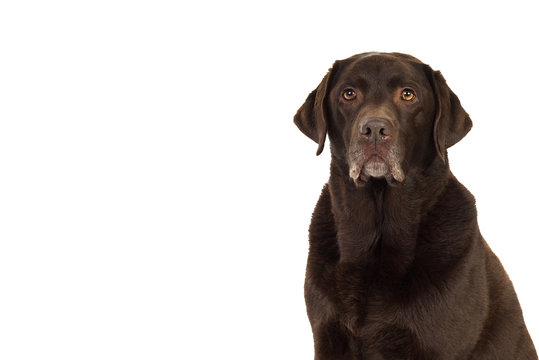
[293,66,335,156]
[429,69,473,162]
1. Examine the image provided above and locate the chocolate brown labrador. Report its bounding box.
[294,52,537,359]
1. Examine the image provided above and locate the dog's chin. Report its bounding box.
[363,156,389,178]
[349,155,405,186]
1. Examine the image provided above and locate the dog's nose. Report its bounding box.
[359,117,393,141]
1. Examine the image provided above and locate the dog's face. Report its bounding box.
[327,53,436,184]
[294,52,472,185]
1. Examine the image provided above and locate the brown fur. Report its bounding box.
[294,52,537,359]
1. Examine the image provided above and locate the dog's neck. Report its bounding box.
[327,156,450,277]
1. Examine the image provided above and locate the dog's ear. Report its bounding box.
[428,68,472,162]
[293,64,336,156]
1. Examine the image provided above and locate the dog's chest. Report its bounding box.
[309,274,420,356]
[309,256,405,325]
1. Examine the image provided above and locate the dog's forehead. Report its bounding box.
[337,52,426,84]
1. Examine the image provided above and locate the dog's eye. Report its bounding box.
[342,89,357,101]
[401,88,416,101]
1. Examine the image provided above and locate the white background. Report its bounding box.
[1,1,538,359]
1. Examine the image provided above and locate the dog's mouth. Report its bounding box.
[349,151,405,186]
[363,155,389,178]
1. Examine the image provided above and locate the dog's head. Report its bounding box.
[294,52,472,185]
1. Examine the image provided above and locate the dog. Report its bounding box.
[294,52,537,359]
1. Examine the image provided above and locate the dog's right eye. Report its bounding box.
[342,89,357,101]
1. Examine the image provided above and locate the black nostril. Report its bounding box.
[360,117,393,140]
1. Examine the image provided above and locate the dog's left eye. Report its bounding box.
[401,88,416,101]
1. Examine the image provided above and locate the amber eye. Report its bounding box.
[342,88,357,101]
[401,88,416,101]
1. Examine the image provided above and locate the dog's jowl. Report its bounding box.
[294,52,537,359]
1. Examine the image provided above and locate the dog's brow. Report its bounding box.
[339,74,370,91]
[387,74,420,89]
